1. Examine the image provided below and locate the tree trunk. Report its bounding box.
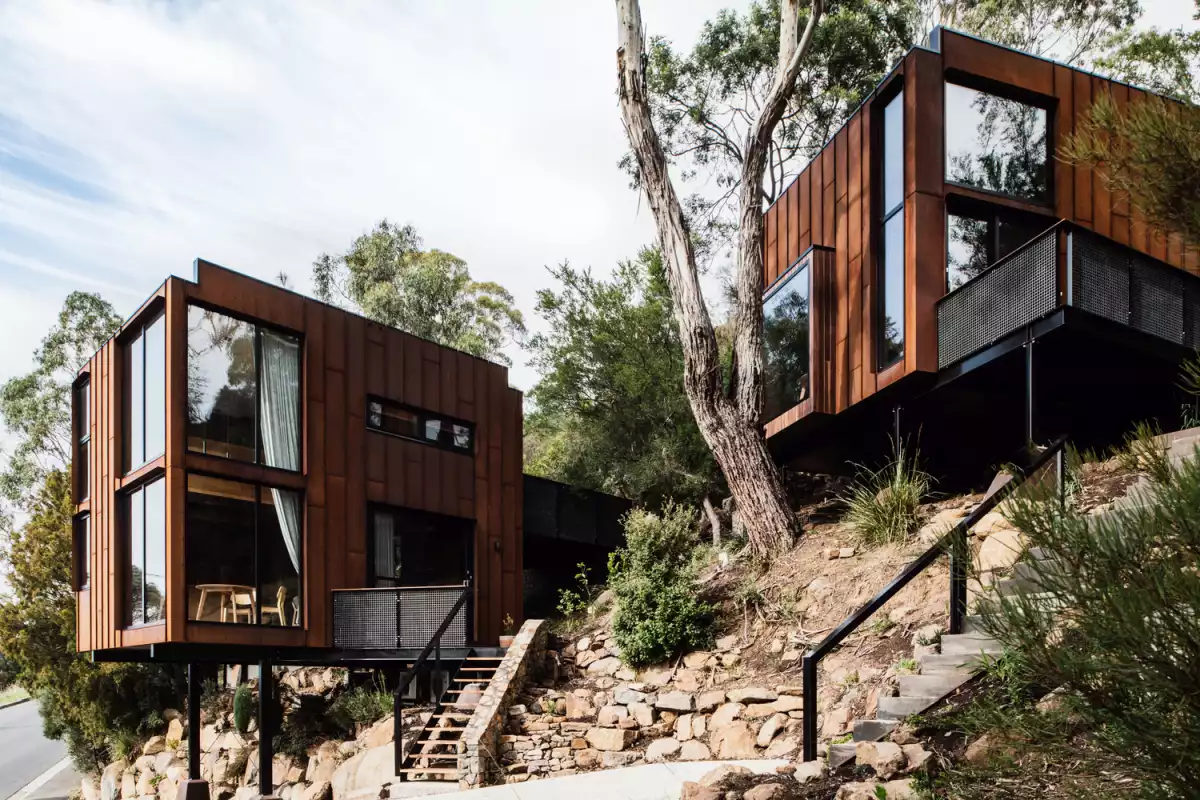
[703,495,722,547]
[615,0,822,558]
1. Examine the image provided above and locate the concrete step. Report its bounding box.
[829,742,857,769]
[877,695,939,720]
[993,576,1042,597]
[1026,546,1053,562]
[918,651,990,674]
[962,615,988,634]
[940,633,1003,656]
[898,671,972,698]
[852,719,898,742]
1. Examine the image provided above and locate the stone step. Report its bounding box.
[1026,546,1053,562]
[939,633,1003,656]
[961,615,988,634]
[897,671,972,698]
[852,718,898,742]
[829,742,857,769]
[993,576,1041,597]
[877,695,939,720]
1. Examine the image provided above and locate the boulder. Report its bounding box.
[330,745,394,800]
[644,738,681,763]
[837,783,884,800]
[639,666,674,686]
[81,778,100,800]
[612,685,647,705]
[120,770,137,799]
[973,510,1012,538]
[597,705,629,727]
[690,714,706,739]
[770,695,804,713]
[698,764,751,786]
[654,691,694,712]
[165,719,185,746]
[674,713,694,742]
[680,783,722,800]
[756,713,788,747]
[564,693,595,720]
[601,751,640,768]
[576,636,592,652]
[361,716,394,750]
[794,759,828,784]
[100,760,128,800]
[142,737,167,756]
[902,744,933,773]
[745,784,788,800]
[714,635,739,651]
[727,687,777,704]
[856,741,907,780]
[627,702,655,727]
[584,727,635,752]
[977,528,1028,573]
[586,656,622,676]
[765,736,799,759]
[710,721,758,759]
[678,740,711,761]
[709,702,744,730]
[695,690,726,713]
[742,702,779,720]
[575,748,602,768]
[302,782,332,800]
[682,652,713,669]
[575,650,598,669]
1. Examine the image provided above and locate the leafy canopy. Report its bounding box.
[312,219,525,365]
[525,249,721,508]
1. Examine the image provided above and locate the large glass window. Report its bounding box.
[367,397,474,454]
[763,260,811,421]
[186,474,302,627]
[945,82,1049,203]
[127,479,165,625]
[187,306,301,470]
[370,507,472,588]
[947,208,1051,291]
[124,314,166,472]
[879,90,905,368]
[75,380,90,502]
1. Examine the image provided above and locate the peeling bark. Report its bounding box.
[703,495,722,547]
[615,0,822,557]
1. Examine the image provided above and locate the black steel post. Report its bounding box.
[394,670,405,781]
[435,635,441,696]
[258,660,273,797]
[187,663,201,780]
[893,405,902,460]
[1025,338,1036,445]
[949,529,968,635]
[1055,447,1066,509]
[801,654,818,762]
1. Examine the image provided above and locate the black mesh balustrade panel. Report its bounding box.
[938,230,1059,369]
[1071,230,1200,347]
[397,586,468,649]
[333,589,399,649]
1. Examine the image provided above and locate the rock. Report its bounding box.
[675,713,695,742]
[719,653,741,668]
[680,783,723,800]
[165,719,184,746]
[794,758,828,783]
[824,548,840,560]
[745,784,787,800]
[330,745,395,800]
[902,744,933,773]
[764,735,799,758]
[710,721,758,759]
[645,738,681,763]
[673,668,703,692]
[756,713,787,747]
[770,695,803,713]
[964,732,1017,764]
[880,780,916,799]
[576,636,592,652]
[614,666,637,681]
[100,761,128,800]
[678,740,711,761]
[509,704,528,716]
[857,741,907,780]
[586,657,622,676]
[601,751,640,768]
[683,652,713,669]
[727,687,777,703]
[575,650,598,668]
[234,788,258,800]
[973,510,1012,538]
[780,649,801,664]
[639,666,674,686]
[627,702,655,727]
[597,705,629,727]
[917,508,966,544]
[709,702,744,730]
[302,783,331,800]
[655,691,694,712]
[770,639,785,654]
[120,770,137,799]
[837,783,884,800]
[839,547,856,558]
[564,693,595,720]
[612,685,647,705]
[81,778,100,800]
[889,724,919,746]
[714,634,739,651]
[742,702,780,720]
[696,690,726,713]
[361,716,394,749]
[585,727,635,752]
[142,737,166,756]
[698,764,751,786]
[977,528,1029,572]
[575,748,602,768]
[690,714,706,739]
[135,770,155,798]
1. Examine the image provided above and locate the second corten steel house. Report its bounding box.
[760,27,1200,478]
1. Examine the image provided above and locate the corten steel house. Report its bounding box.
[760,27,1200,479]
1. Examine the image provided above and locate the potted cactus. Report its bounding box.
[498,614,517,648]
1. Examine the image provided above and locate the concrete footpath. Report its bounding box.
[392,759,789,800]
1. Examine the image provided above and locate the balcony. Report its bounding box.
[332,584,470,650]
[938,221,1200,370]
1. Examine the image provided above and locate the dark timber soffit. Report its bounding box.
[90,644,474,666]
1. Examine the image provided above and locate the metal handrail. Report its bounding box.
[394,579,472,777]
[800,438,1067,761]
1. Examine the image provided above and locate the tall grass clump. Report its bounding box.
[842,443,931,546]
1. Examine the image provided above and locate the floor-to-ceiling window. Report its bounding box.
[75,378,89,501]
[124,313,166,473]
[879,89,905,368]
[763,257,811,421]
[127,478,166,625]
[187,306,301,471]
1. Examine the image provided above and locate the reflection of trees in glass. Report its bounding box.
[763,271,809,421]
[947,213,991,290]
[187,308,256,455]
[882,316,902,365]
[947,85,1048,202]
[130,564,143,623]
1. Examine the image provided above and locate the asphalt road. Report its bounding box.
[0,701,78,800]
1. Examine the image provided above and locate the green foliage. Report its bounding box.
[842,444,932,546]
[1093,4,1200,101]
[328,679,393,730]
[0,471,185,771]
[555,563,597,618]
[608,504,714,666]
[275,693,346,760]
[232,684,253,734]
[526,250,721,508]
[1062,91,1200,247]
[312,219,525,365]
[975,444,1200,797]
[895,657,918,673]
[501,613,516,636]
[871,614,896,635]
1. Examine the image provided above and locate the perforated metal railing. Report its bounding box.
[333,584,470,649]
[937,224,1060,369]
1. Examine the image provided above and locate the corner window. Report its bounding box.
[367,397,474,454]
[124,314,166,473]
[186,474,303,627]
[945,82,1049,203]
[75,514,90,591]
[75,379,90,502]
[187,306,301,471]
[947,206,1051,291]
[879,90,905,369]
[763,259,811,421]
[127,478,166,625]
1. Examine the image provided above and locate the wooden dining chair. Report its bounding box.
[227,591,255,624]
[261,585,290,627]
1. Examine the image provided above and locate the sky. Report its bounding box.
[0,0,1196,500]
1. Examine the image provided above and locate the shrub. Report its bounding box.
[329,677,393,731]
[608,503,714,666]
[842,444,931,546]
[232,684,253,734]
[555,563,597,618]
[275,693,348,759]
[979,439,1200,798]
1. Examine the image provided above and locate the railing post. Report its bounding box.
[258,660,274,797]
[1025,336,1036,446]
[1055,446,1067,510]
[949,527,968,635]
[187,663,201,780]
[435,634,442,696]
[394,669,405,781]
[801,653,818,762]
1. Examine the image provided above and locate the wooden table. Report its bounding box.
[195,584,256,623]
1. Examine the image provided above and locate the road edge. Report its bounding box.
[0,696,32,711]
[8,756,72,800]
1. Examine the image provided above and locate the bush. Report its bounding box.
[329,678,392,731]
[232,684,253,734]
[275,693,347,759]
[608,503,714,666]
[842,444,931,546]
[978,439,1200,798]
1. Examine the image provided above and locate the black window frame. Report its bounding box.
[124,472,167,627]
[876,84,906,370]
[942,73,1055,207]
[185,302,304,473]
[74,513,90,591]
[123,310,167,474]
[75,377,90,503]
[945,196,1056,292]
[183,471,305,628]
[762,251,814,421]
[365,395,476,455]
[367,502,475,589]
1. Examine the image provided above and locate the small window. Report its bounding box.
[75,380,90,502]
[763,259,811,421]
[878,90,905,369]
[127,478,166,626]
[124,313,166,473]
[366,398,474,454]
[945,82,1049,203]
[75,514,90,590]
